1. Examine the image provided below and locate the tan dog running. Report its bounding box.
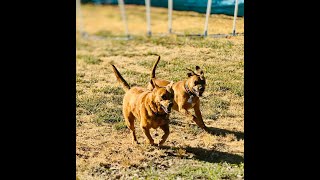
[147,56,209,132]
[111,64,174,146]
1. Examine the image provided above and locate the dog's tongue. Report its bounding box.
[162,106,171,113]
[192,88,200,97]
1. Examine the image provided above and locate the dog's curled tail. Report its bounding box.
[111,64,130,92]
[151,55,161,78]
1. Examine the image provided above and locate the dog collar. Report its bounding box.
[184,82,196,97]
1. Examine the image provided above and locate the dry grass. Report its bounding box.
[77,4,244,36]
[77,4,244,180]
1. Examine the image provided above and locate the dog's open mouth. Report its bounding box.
[161,105,171,113]
[193,89,201,97]
[193,88,204,97]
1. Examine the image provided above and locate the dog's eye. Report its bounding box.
[162,95,167,100]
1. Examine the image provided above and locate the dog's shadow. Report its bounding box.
[206,127,244,140]
[170,119,244,140]
[159,145,243,164]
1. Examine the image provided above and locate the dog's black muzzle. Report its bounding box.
[161,101,173,114]
[199,87,205,97]
[193,87,205,97]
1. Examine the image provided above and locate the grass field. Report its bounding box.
[76,4,244,180]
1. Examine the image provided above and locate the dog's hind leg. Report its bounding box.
[159,123,170,146]
[124,111,138,144]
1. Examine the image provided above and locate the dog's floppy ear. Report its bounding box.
[149,79,160,89]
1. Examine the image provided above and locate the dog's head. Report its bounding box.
[149,80,174,114]
[186,66,206,97]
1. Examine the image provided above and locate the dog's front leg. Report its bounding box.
[179,107,196,120]
[193,102,209,131]
[159,123,170,146]
[179,106,207,131]
[141,126,155,145]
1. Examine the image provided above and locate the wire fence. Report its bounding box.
[76,0,244,40]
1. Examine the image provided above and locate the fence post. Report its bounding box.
[203,0,212,37]
[118,0,129,37]
[232,0,239,36]
[76,0,86,37]
[145,0,152,36]
[168,0,173,34]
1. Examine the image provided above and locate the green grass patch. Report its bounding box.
[122,69,142,76]
[77,54,102,65]
[168,162,244,179]
[92,86,124,95]
[94,30,113,37]
[94,107,123,124]
[121,69,150,85]
[202,97,230,118]
[122,161,244,180]
[188,125,203,135]
[130,36,235,50]
[212,98,230,110]
[137,58,167,69]
[76,95,107,115]
[113,121,127,131]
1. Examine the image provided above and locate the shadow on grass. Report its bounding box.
[170,119,244,140]
[159,145,243,165]
[206,126,244,140]
[185,146,243,164]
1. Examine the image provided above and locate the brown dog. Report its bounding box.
[111,64,174,146]
[147,56,209,132]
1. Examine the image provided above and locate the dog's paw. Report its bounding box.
[158,140,166,146]
[145,139,155,146]
[153,143,160,147]
[132,140,140,145]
